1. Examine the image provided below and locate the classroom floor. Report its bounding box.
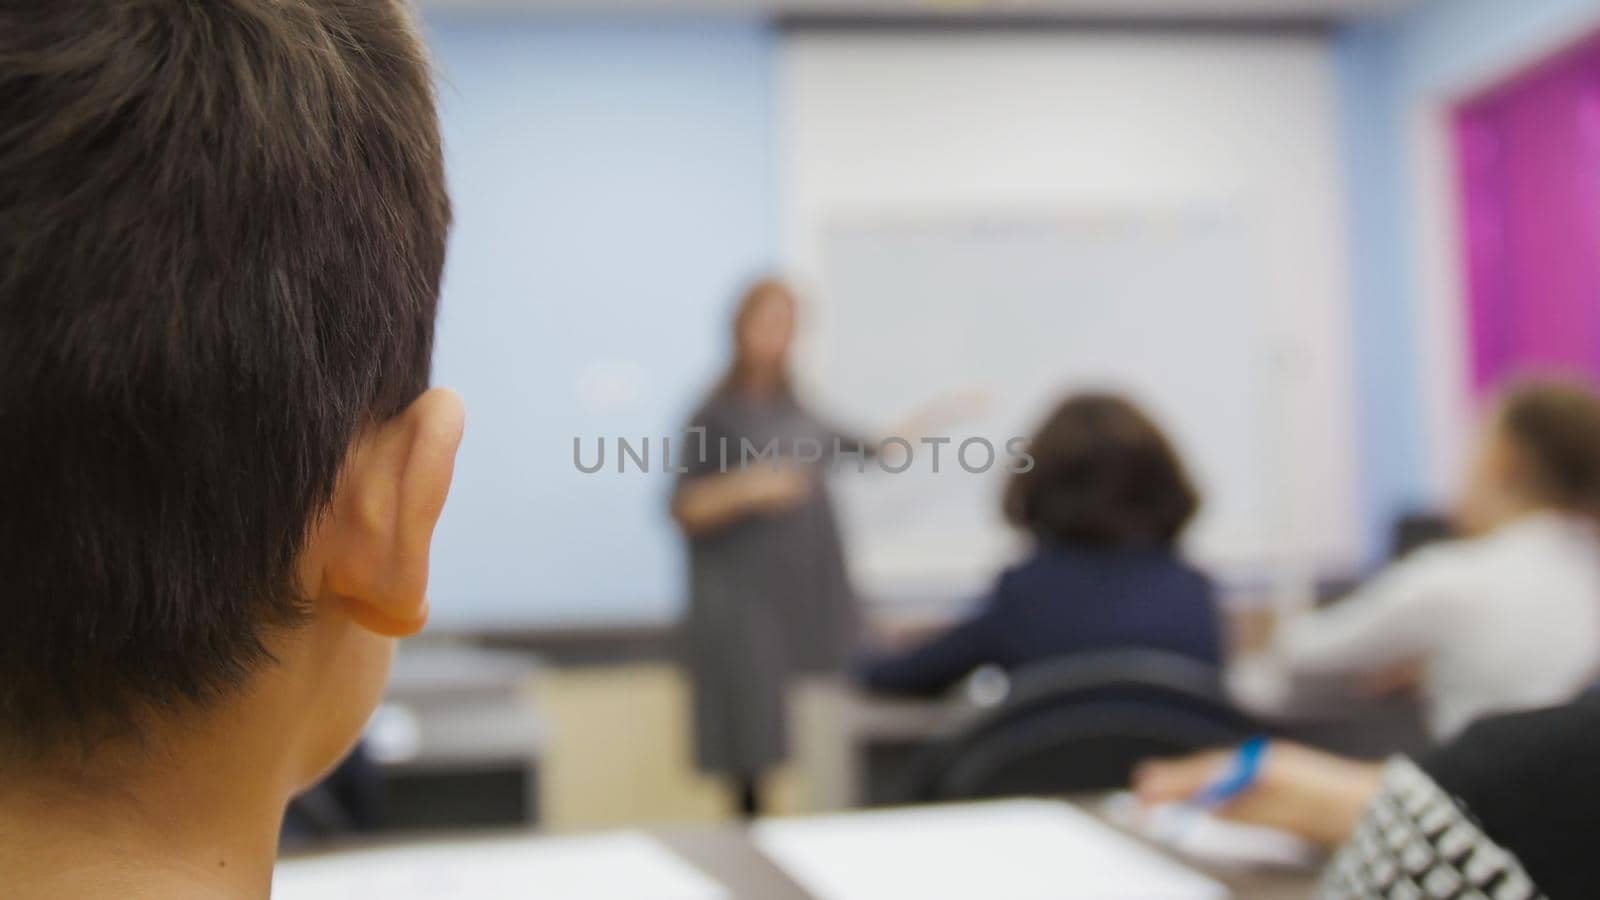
[530,663,821,830]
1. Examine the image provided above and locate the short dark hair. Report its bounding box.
[0,1,449,755]
[1003,393,1198,548]
[1497,378,1600,518]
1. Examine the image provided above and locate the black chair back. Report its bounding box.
[897,650,1256,803]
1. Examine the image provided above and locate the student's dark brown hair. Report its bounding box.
[1003,393,1199,548]
[0,1,449,755]
[1496,378,1600,520]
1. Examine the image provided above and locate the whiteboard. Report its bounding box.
[782,32,1361,604]
[810,209,1343,601]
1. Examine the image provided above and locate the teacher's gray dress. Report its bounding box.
[676,393,862,778]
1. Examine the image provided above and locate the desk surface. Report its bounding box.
[287,803,1320,899]
[654,810,1316,900]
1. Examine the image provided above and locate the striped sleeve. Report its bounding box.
[1317,757,1545,900]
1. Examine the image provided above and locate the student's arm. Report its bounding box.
[859,601,1005,697]
[1138,700,1599,897]
[1272,548,1458,675]
[1134,741,1383,846]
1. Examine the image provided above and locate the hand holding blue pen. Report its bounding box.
[1135,737,1386,847]
[1187,735,1269,810]
[1141,735,1269,845]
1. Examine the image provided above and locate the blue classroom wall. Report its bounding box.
[1334,0,1600,565]
[1335,22,1423,566]
[421,19,779,628]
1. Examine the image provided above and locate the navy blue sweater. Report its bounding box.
[860,543,1221,696]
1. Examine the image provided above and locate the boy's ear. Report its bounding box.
[317,388,465,637]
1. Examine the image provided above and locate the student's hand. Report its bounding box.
[739,466,812,514]
[867,618,944,652]
[1359,659,1423,697]
[1132,741,1385,846]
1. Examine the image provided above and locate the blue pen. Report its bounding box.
[1188,735,1269,810]
[1146,735,1270,846]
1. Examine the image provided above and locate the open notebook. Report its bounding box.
[752,799,1229,900]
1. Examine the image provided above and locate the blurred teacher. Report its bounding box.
[671,278,870,818]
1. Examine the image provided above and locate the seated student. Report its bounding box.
[0,3,462,897]
[1135,690,1600,899]
[1248,379,1600,740]
[861,393,1222,696]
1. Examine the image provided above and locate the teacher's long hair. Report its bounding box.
[711,277,798,402]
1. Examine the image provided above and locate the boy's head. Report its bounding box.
[1004,392,1198,549]
[0,0,460,778]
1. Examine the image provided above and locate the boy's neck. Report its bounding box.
[0,708,297,899]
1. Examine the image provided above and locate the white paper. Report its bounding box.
[752,799,1229,900]
[272,831,727,900]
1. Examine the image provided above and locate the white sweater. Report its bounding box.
[1273,511,1600,740]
